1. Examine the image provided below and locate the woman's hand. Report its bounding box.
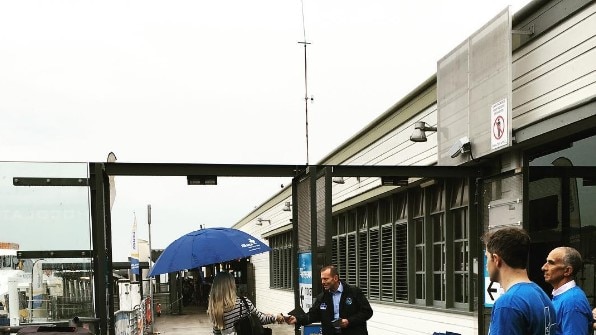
[275,314,285,324]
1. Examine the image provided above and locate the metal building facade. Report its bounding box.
[243,1,596,334]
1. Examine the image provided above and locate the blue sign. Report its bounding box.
[298,252,313,309]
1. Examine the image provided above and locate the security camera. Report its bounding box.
[449,136,471,158]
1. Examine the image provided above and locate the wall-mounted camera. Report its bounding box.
[449,136,471,158]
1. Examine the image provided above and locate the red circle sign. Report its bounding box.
[493,115,505,140]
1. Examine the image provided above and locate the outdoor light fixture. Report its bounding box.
[381,177,408,186]
[409,121,437,142]
[332,176,345,184]
[187,175,217,185]
[256,218,271,226]
[282,202,292,212]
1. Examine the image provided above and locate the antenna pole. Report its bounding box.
[299,0,311,166]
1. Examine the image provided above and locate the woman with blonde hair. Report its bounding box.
[207,272,283,334]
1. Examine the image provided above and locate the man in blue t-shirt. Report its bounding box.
[542,246,593,334]
[484,227,558,335]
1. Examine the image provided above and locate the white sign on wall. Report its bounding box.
[490,98,508,150]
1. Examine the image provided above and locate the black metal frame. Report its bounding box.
[14,162,485,335]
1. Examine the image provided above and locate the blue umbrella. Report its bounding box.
[148,227,271,277]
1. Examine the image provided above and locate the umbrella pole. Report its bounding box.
[148,204,155,335]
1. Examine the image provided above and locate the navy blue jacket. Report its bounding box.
[297,281,373,335]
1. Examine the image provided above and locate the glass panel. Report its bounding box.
[1,162,93,323]
[415,219,424,244]
[1,162,91,250]
[26,258,94,322]
[528,134,596,304]
[455,273,468,303]
[357,208,366,230]
[454,210,466,240]
[347,211,357,233]
[433,244,443,271]
[430,183,444,212]
[452,205,469,306]
[412,190,423,217]
[434,273,445,301]
[415,247,424,272]
[416,274,425,300]
[454,242,466,271]
[432,215,444,242]
[369,203,378,228]
[380,199,391,224]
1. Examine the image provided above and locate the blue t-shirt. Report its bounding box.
[489,282,558,335]
[552,285,593,335]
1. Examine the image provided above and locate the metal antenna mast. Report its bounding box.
[298,0,312,165]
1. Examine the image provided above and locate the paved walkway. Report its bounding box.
[151,304,297,335]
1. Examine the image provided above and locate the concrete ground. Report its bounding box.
[151,304,298,335]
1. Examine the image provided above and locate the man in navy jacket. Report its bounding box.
[287,265,373,335]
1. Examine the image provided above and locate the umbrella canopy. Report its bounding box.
[148,227,271,277]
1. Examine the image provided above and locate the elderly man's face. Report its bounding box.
[541,248,570,288]
[321,268,340,292]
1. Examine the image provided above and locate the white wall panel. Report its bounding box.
[250,251,295,315]
[512,3,596,129]
[331,104,437,205]
[367,303,477,334]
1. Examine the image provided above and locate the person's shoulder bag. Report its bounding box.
[233,296,265,335]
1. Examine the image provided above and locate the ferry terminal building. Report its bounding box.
[2,0,595,334]
[232,0,596,334]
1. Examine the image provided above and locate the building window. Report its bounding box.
[368,203,380,300]
[346,225,357,287]
[412,189,426,302]
[357,209,368,296]
[430,183,446,305]
[380,199,393,301]
[269,231,293,289]
[451,178,470,307]
[394,193,408,302]
[330,177,472,311]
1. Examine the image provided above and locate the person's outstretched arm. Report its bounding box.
[243,297,284,324]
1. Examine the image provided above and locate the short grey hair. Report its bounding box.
[559,247,583,277]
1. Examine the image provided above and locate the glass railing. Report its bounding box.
[0,162,93,325]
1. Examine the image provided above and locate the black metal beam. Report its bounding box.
[17,250,92,259]
[529,166,596,180]
[112,262,150,270]
[103,162,486,179]
[329,165,485,178]
[89,163,111,335]
[13,177,89,187]
[13,164,485,181]
[105,162,307,177]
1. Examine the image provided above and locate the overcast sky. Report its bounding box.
[0,0,532,261]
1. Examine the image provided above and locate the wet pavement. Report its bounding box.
[151,304,297,335]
